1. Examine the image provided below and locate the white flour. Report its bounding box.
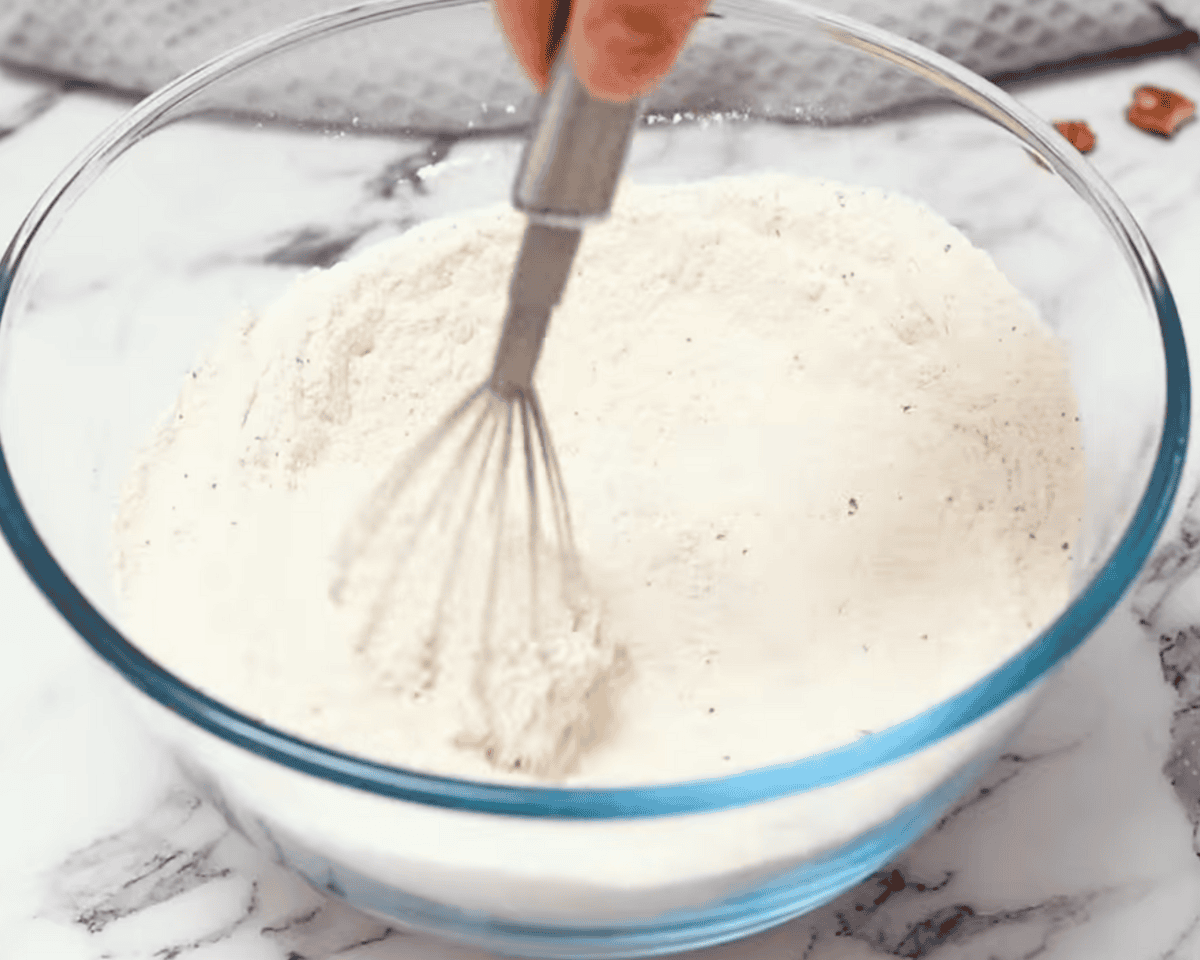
[113,174,1086,786]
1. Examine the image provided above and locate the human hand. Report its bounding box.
[494,0,709,102]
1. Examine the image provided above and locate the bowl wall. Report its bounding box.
[0,0,1186,955]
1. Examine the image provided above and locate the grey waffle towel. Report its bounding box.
[1,0,1196,130]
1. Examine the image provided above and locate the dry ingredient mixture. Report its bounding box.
[114,174,1087,785]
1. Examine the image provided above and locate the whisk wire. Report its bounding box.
[332,384,487,598]
[421,395,506,666]
[341,387,498,655]
[528,387,579,581]
[473,396,516,710]
[518,394,543,643]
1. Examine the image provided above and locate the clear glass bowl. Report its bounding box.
[0,1,1188,957]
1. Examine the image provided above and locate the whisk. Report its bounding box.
[330,52,642,776]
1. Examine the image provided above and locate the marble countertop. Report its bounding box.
[2,44,1200,960]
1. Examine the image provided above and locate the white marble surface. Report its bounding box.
[2,47,1200,960]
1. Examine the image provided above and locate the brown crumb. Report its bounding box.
[1127,85,1195,138]
[1053,120,1096,153]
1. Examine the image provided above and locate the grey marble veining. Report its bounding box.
[25,761,1096,960]
[1135,495,1200,863]
[19,734,1177,959]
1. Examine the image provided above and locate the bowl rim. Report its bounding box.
[0,0,1189,820]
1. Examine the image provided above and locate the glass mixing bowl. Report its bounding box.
[0,0,1189,956]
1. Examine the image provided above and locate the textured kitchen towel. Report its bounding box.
[0,0,1196,129]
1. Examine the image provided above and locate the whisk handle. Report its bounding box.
[512,54,642,227]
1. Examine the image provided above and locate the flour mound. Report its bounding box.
[329,388,628,776]
[114,174,1086,786]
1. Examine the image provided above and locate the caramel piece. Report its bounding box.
[1127,85,1195,137]
[1053,120,1096,153]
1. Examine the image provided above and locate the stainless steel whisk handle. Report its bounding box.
[512,55,643,228]
[491,45,642,398]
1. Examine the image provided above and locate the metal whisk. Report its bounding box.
[330,55,641,775]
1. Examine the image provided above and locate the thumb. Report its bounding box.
[568,0,709,102]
